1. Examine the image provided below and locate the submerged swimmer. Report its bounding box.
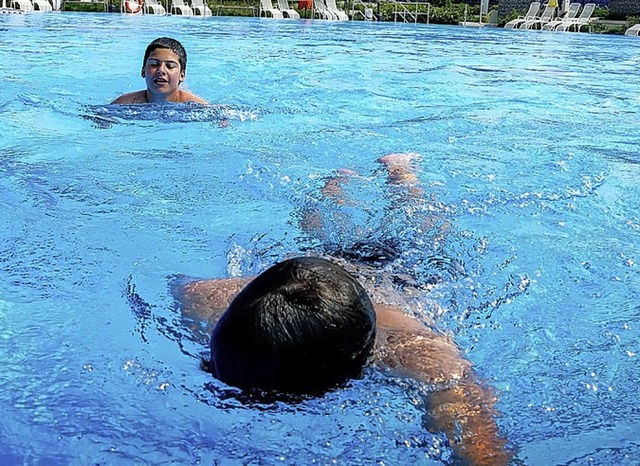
[177,154,511,465]
[111,37,208,105]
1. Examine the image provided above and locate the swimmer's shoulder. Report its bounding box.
[110,91,147,105]
[178,90,209,105]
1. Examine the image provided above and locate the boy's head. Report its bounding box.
[141,37,187,76]
[210,257,377,394]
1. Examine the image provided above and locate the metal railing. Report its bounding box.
[350,0,376,20]
[393,1,429,24]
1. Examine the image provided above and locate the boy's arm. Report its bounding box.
[178,277,250,332]
[374,304,510,466]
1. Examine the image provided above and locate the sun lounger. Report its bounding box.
[276,0,299,18]
[519,3,555,29]
[541,2,579,30]
[259,0,283,17]
[11,0,33,11]
[191,0,212,16]
[32,0,52,10]
[324,0,348,20]
[625,23,640,36]
[555,3,596,32]
[504,1,540,29]
[171,0,194,15]
[144,0,167,14]
[314,0,335,19]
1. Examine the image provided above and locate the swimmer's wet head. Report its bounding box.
[209,257,377,394]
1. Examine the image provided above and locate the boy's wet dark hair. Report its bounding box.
[142,37,187,72]
[210,257,377,394]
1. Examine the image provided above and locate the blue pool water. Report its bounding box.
[2,12,640,465]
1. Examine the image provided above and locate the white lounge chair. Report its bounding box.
[504,1,540,29]
[625,23,640,36]
[171,0,193,15]
[11,0,33,12]
[519,3,555,29]
[32,0,52,11]
[144,0,167,14]
[191,0,211,16]
[313,0,334,19]
[276,0,299,18]
[541,2,579,30]
[555,2,596,32]
[259,0,283,17]
[324,0,347,20]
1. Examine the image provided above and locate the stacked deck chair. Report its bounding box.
[144,0,167,14]
[191,0,212,16]
[11,0,33,12]
[171,0,194,15]
[314,0,334,18]
[277,0,300,18]
[324,0,348,19]
[260,0,283,17]
[32,0,52,11]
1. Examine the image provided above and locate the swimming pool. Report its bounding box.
[2,11,640,465]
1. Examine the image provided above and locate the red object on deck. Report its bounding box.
[298,0,312,8]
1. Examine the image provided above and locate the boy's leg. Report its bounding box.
[377,153,424,199]
[299,168,359,236]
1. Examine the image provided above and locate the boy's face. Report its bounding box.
[142,48,185,100]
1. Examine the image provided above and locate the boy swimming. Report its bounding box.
[111,37,208,105]
[177,154,511,465]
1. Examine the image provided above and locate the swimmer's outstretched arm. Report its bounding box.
[374,304,511,466]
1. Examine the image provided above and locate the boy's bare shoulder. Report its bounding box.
[111,91,147,104]
[178,89,208,105]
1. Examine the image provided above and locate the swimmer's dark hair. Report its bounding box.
[142,37,187,73]
[210,257,377,394]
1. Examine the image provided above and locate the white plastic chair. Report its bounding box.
[313,0,335,19]
[259,0,283,18]
[324,0,347,20]
[32,0,52,11]
[504,1,540,29]
[276,0,299,18]
[542,2,579,30]
[625,23,640,36]
[11,0,33,12]
[144,0,167,14]
[555,2,596,32]
[519,4,555,29]
[171,0,194,15]
[191,0,212,16]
